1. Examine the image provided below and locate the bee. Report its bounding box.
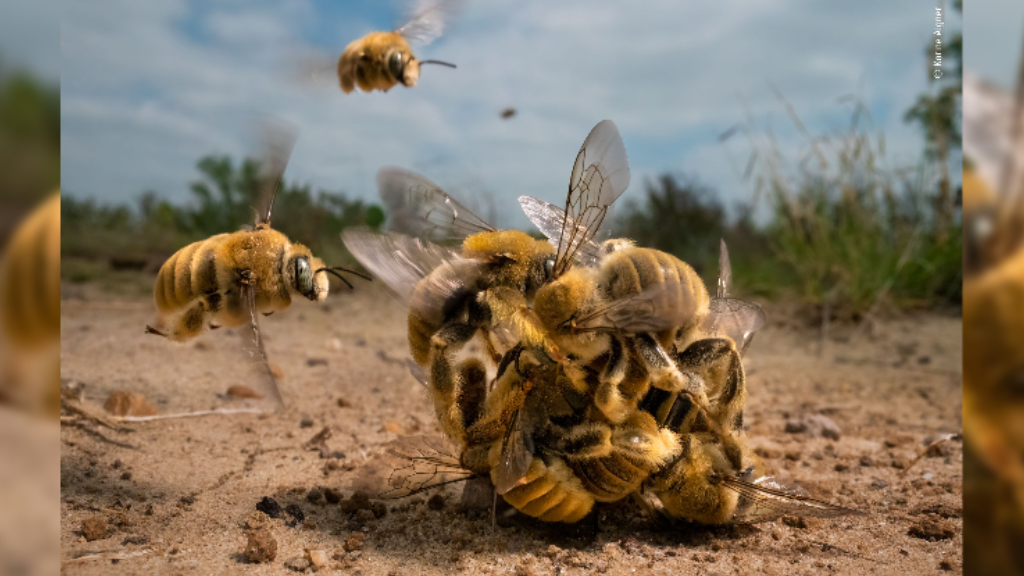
[146,122,368,408]
[345,120,636,521]
[644,433,861,525]
[343,120,629,446]
[337,0,459,94]
[0,192,61,417]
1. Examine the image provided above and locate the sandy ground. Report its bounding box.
[59,282,963,575]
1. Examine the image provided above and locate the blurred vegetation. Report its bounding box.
[61,154,385,280]
[0,65,60,245]
[617,98,961,320]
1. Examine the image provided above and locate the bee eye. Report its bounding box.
[294,257,314,297]
[543,256,555,278]
[388,52,404,80]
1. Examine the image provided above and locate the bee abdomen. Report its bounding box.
[500,457,594,523]
[0,193,60,347]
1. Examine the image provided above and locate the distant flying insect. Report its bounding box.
[146,121,369,408]
[500,107,517,120]
[337,0,460,94]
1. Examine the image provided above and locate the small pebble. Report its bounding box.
[300,415,315,428]
[344,532,367,552]
[307,548,330,569]
[227,385,262,400]
[908,517,956,541]
[283,556,311,572]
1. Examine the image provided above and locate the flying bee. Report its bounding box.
[146,121,369,408]
[336,0,459,94]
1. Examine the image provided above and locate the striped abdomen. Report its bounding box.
[154,233,229,315]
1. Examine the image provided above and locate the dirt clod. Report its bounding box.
[341,492,372,514]
[284,504,305,527]
[122,534,149,545]
[324,487,343,504]
[907,517,956,541]
[307,487,324,504]
[427,494,446,511]
[103,391,157,416]
[256,496,283,519]
[244,527,277,563]
[300,415,315,428]
[81,516,108,541]
[344,532,367,552]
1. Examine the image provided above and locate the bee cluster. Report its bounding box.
[345,120,856,525]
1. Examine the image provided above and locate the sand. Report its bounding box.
[59,283,962,575]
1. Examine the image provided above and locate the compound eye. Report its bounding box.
[543,256,555,278]
[388,51,405,81]
[294,257,314,297]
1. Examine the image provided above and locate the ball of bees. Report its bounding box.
[146,121,368,408]
[353,119,857,527]
[337,0,459,94]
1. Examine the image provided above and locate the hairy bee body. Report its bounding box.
[0,192,61,416]
[338,31,420,94]
[152,228,328,342]
[1,193,60,348]
[601,247,710,347]
[408,229,554,365]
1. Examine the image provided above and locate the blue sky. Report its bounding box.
[45,1,965,228]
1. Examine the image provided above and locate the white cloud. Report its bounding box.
[60,0,952,231]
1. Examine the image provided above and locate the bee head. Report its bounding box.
[534,268,596,336]
[388,50,420,87]
[287,254,329,301]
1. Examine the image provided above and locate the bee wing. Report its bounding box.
[342,227,482,304]
[717,238,732,299]
[519,195,603,267]
[703,298,766,355]
[238,281,285,410]
[396,0,466,45]
[493,408,534,495]
[722,475,863,524]
[552,120,631,277]
[576,279,699,335]
[352,435,476,499]
[378,166,496,245]
[253,119,299,228]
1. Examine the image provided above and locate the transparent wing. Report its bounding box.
[378,166,496,245]
[717,238,733,299]
[238,281,285,410]
[396,0,466,45]
[723,475,862,524]
[703,299,766,356]
[254,119,299,228]
[493,408,533,495]
[552,120,631,276]
[352,436,476,499]
[342,227,479,302]
[575,280,699,335]
[519,195,602,267]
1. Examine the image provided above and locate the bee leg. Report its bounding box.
[633,334,708,408]
[593,338,633,423]
[675,338,745,432]
[208,323,221,330]
[428,324,487,442]
[145,325,168,337]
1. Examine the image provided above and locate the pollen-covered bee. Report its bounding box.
[146,121,368,408]
[337,0,459,94]
[0,192,61,417]
[343,120,630,446]
[345,120,637,521]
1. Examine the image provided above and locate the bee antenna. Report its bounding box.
[315,266,372,290]
[419,60,457,69]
